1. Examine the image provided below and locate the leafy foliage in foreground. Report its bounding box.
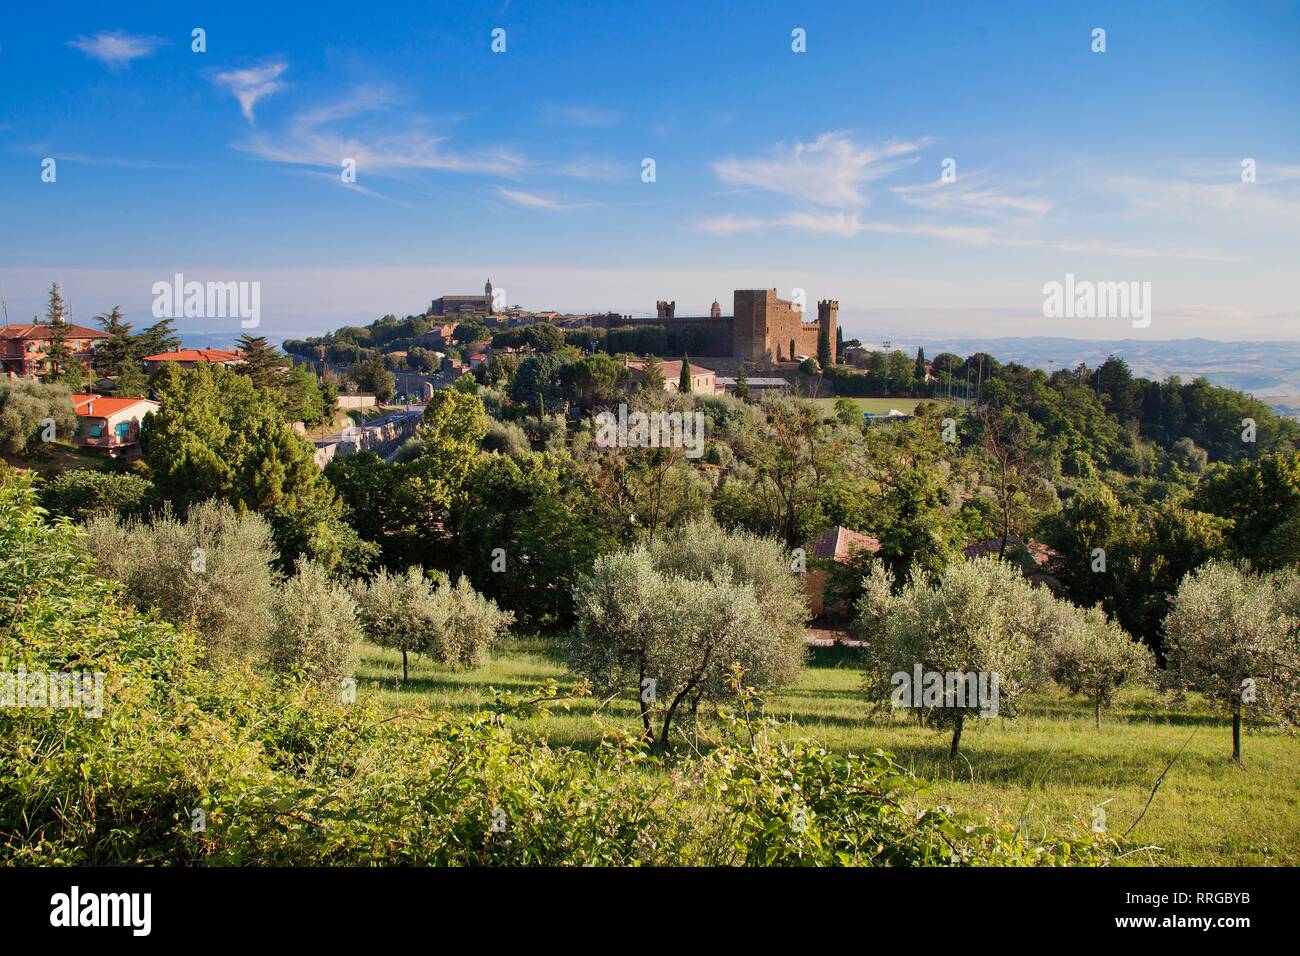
[0,472,1105,866]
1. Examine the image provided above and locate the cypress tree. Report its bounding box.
[678,355,692,394]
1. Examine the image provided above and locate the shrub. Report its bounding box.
[269,559,363,687]
[1163,561,1300,764]
[83,500,279,664]
[40,469,152,524]
[481,419,531,457]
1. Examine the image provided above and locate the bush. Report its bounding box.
[83,500,280,664]
[269,559,362,687]
[40,469,152,524]
[482,419,531,457]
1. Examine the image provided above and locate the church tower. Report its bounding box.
[485,278,494,314]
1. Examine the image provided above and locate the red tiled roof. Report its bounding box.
[963,537,1058,566]
[142,348,244,363]
[0,322,107,340]
[808,526,882,561]
[71,393,158,418]
[626,359,716,379]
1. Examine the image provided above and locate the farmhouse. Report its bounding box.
[1,322,106,377]
[804,525,882,618]
[70,394,160,453]
[142,347,245,372]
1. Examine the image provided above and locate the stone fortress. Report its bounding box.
[595,289,838,363]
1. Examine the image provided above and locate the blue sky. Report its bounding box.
[1,0,1297,342]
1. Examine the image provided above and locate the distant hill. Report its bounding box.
[860,336,1300,420]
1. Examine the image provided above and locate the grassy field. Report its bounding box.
[810,396,952,416]
[358,635,1300,866]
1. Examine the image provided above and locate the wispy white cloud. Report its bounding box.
[214,61,288,123]
[232,85,527,178]
[295,169,415,209]
[696,211,1237,261]
[711,132,925,207]
[549,159,623,182]
[892,176,1053,216]
[1107,173,1300,221]
[67,31,166,69]
[538,104,621,128]
[496,187,593,210]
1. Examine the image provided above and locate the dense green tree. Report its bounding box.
[350,351,396,402]
[816,319,832,369]
[455,451,618,626]
[638,354,665,393]
[94,307,137,378]
[571,352,628,408]
[235,333,290,389]
[135,317,180,358]
[1192,452,1300,569]
[142,363,362,572]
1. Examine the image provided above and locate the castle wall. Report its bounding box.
[593,290,838,364]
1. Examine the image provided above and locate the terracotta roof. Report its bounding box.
[142,348,244,363]
[71,394,158,418]
[0,322,107,340]
[963,537,1058,566]
[808,526,882,561]
[626,359,716,379]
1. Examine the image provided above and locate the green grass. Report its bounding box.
[810,396,949,416]
[2,441,121,475]
[358,636,1300,866]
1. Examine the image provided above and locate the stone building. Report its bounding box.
[428,279,495,319]
[594,289,837,364]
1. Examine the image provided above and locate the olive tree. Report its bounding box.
[353,567,439,683]
[84,500,279,664]
[353,567,511,681]
[1050,606,1155,727]
[569,550,771,749]
[568,521,806,749]
[429,575,514,670]
[1163,561,1300,765]
[649,519,808,666]
[0,380,77,455]
[855,557,1047,758]
[270,559,363,688]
